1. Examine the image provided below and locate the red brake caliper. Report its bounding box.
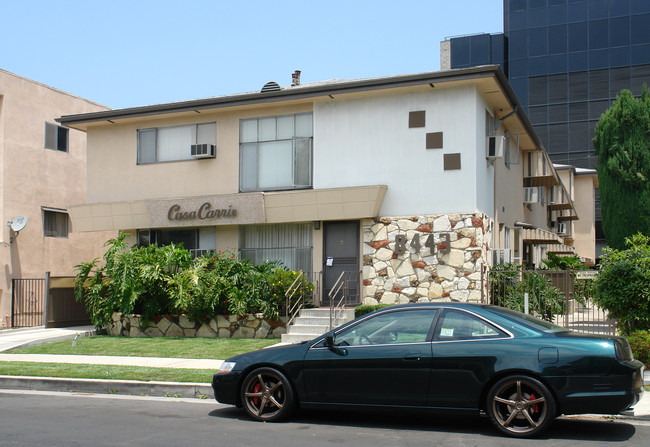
[253,383,261,406]
[530,394,539,413]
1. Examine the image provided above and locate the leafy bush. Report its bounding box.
[627,330,650,367]
[75,234,313,327]
[355,304,392,318]
[490,263,565,322]
[595,233,650,334]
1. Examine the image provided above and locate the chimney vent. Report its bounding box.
[291,70,301,86]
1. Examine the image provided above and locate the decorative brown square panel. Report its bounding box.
[409,111,426,128]
[426,132,443,149]
[444,153,461,170]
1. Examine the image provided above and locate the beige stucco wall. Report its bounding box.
[558,168,597,263]
[0,69,114,326]
[85,103,313,204]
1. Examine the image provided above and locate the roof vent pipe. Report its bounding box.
[291,70,301,86]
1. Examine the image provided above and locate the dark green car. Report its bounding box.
[212,303,644,438]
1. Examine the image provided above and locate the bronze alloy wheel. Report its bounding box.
[486,375,556,438]
[241,367,295,422]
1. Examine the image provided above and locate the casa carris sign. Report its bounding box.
[146,193,265,227]
[167,203,237,221]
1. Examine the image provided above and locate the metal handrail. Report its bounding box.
[329,271,350,330]
[285,270,306,328]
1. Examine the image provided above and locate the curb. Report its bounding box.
[0,375,213,399]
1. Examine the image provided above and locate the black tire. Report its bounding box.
[486,375,556,438]
[240,367,296,422]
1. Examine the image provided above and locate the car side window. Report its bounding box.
[435,309,506,341]
[335,309,437,346]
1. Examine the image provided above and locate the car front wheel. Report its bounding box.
[486,375,556,438]
[240,367,295,422]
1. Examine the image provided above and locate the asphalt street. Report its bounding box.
[0,390,649,447]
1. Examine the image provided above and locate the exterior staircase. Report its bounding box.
[280,308,355,344]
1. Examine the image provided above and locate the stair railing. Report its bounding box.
[329,271,353,330]
[285,270,306,328]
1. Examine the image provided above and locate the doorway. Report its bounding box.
[322,221,360,307]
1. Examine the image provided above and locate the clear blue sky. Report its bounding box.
[1,1,502,109]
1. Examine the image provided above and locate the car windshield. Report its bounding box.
[487,306,570,333]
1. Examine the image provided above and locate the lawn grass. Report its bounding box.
[6,335,278,359]
[0,361,212,383]
[0,336,279,383]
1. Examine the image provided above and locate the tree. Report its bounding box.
[593,87,650,250]
[594,233,650,334]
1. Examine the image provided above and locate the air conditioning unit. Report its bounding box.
[492,249,511,265]
[557,222,567,234]
[486,135,506,159]
[190,144,216,159]
[523,186,539,204]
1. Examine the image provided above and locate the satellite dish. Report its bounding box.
[11,216,27,232]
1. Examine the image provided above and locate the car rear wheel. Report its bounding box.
[486,375,556,438]
[240,367,295,422]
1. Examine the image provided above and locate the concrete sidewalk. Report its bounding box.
[0,326,96,352]
[0,353,223,370]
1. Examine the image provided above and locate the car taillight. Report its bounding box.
[614,340,632,361]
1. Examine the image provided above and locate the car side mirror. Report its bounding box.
[325,335,335,348]
[325,334,347,356]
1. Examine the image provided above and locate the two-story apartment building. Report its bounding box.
[58,66,591,307]
[0,69,114,327]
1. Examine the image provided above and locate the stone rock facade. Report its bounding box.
[106,313,287,338]
[362,213,490,305]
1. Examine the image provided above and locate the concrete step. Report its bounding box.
[286,324,330,334]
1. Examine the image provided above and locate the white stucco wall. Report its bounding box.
[313,85,495,218]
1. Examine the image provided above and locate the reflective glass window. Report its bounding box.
[549,104,568,122]
[509,30,528,59]
[528,0,546,9]
[434,310,505,341]
[567,1,588,23]
[632,1,650,14]
[569,101,589,121]
[509,58,528,78]
[509,0,527,12]
[534,124,549,148]
[569,71,588,100]
[470,35,491,65]
[336,309,437,346]
[529,76,548,105]
[569,122,588,150]
[589,20,609,49]
[589,100,610,120]
[548,74,568,103]
[548,4,568,25]
[610,16,630,47]
[548,24,568,54]
[590,49,610,69]
[589,69,609,99]
[529,28,548,56]
[631,14,650,45]
[588,0,609,20]
[631,44,650,65]
[568,21,588,51]
[451,37,470,67]
[529,56,548,76]
[528,8,547,27]
[509,10,528,31]
[510,78,529,106]
[548,0,567,5]
[631,65,650,95]
[548,123,568,153]
[609,0,630,17]
[548,54,568,74]
[610,46,631,67]
[568,51,588,71]
[609,67,630,98]
[528,106,548,124]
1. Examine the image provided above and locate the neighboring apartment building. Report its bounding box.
[0,69,113,328]
[58,66,590,307]
[441,0,650,258]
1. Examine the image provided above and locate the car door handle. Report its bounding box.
[403,355,423,361]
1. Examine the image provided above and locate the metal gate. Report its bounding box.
[12,278,46,328]
[487,269,615,335]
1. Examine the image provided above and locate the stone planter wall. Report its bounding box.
[362,213,490,305]
[107,312,287,338]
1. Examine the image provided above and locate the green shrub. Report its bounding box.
[355,304,393,318]
[627,330,650,367]
[75,234,313,327]
[595,233,650,334]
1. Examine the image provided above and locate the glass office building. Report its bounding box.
[447,0,650,256]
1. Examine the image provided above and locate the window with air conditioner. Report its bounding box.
[44,122,69,152]
[137,122,216,164]
[239,113,312,192]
